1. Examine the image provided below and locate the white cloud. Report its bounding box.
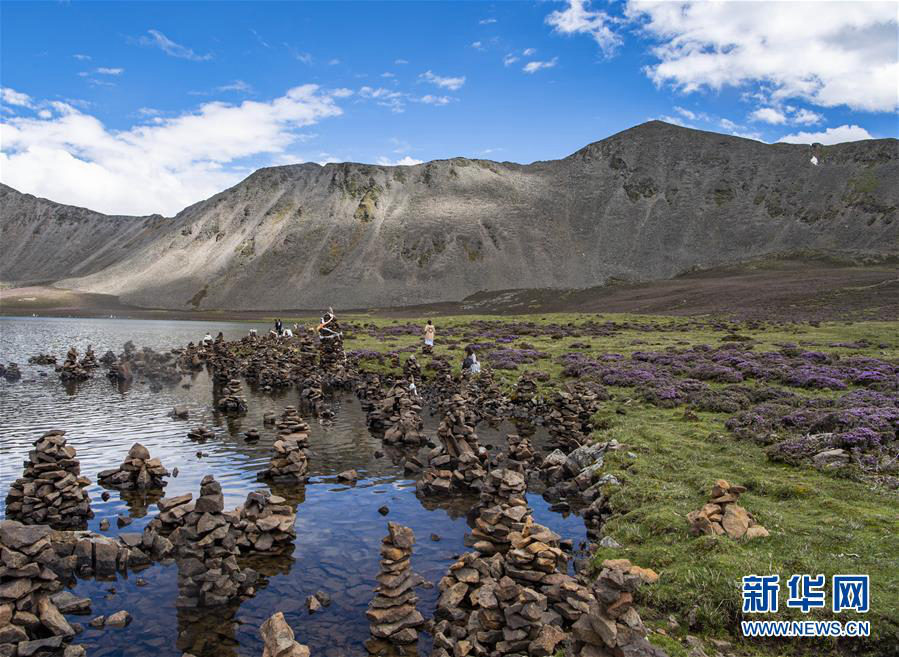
[418,94,452,106]
[1,88,33,108]
[523,57,558,73]
[217,80,253,93]
[381,72,395,78]
[546,0,621,56]
[420,70,465,91]
[73,54,92,61]
[503,54,519,66]
[673,106,697,121]
[377,155,423,166]
[471,41,483,50]
[719,118,738,131]
[749,107,787,125]
[479,18,497,25]
[0,85,343,215]
[137,29,212,61]
[394,59,409,65]
[95,67,124,76]
[629,0,898,112]
[791,108,824,125]
[328,58,341,66]
[779,124,874,145]
[358,86,406,112]
[330,88,354,98]
[522,48,537,56]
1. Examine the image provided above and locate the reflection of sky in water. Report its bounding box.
[1,317,586,656]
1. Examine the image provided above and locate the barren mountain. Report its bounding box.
[1,121,897,310]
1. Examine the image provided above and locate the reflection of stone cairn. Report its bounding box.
[233,490,297,555]
[365,522,424,654]
[687,479,769,540]
[545,386,601,450]
[466,469,529,556]
[0,520,77,651]
[258,408,310,482]
[260,612,310,657]
[402,355,421,383]
[4,430,93,529]
[97,442,169,490]
[569,559,668,657]
[170,475,258,608]
[217,378,248,413]
[58,347,90,382]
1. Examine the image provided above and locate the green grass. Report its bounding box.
[290,311,898,656]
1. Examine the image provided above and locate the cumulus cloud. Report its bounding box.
[503,54,519,66]
[749,107,787,125]
[628,0,898,112]
[420,70,465,91]
[418,94,452,106]
[1,88,33,108]
[137,29,213,61]
[523,58,558,73]
[522,48,537,56]
[779,124,874,145]
[0,85,343,215]
[358,86,406,112]
[546,0,621,56]
[376,155,423,166]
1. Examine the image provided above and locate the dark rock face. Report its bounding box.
[2,122,896,310]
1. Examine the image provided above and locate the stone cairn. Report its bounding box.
[366,384,426,446]
[0,520,77,654]
[687,479,769,541]
[4,430,93,530]
[258,408,311,482]
[356,373,383,414]
[365,522,424,655]
[216,378,248,413]
[151,493,195,534]
[58,347,90,382]
[318,320,345,372]
[187,426,215,442]
[491,434,538,473]
[466,469,529,556]
[233,490,297,555]
[511,371,540,410]
[28,354,56,365]
[402,355,421,384]
[169,475,258,608]
[97,443,169,491]
[568,559,669,657]
[545,386,601,451]
[259,611,310,657]
[2,362,22,382]
[80,346,98,369]
[416,396,486,496]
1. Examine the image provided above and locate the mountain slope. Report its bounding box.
[2,121,897,310]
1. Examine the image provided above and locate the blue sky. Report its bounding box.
[1,1,897,215]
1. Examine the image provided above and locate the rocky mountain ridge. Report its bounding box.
[1,121,896,310]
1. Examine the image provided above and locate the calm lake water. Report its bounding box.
[0,316,587,657]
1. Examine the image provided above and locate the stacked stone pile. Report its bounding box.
[58,347,90,382]
[503,517,568,584]
[568,559,668,657]
[402,356,421,384]
[365,523,424,654]
[0,520,78,653]
[4,430,93,530]
[187,426,215,441]
[416,396,486,496]
[149,493,195,534]
[540,442,607,501]
[2,362,22,382]
[259,611,310,657]
[169,476,258,608]
[356,374,383,414]
[299,373,325,409]
[490,434,538,473]
[511,371,540,409]
[545,386,602,451]
[466,469,530,556]
[233,490,297,555]
[28,354,57,365]
[258,414,310,483]
[97,443,169,491]
[687,480,770,540]
[318,321,345,372]
[382,391,426,446]
[80,346,98,369]
[466,370,511,423]
[216,379,248,413]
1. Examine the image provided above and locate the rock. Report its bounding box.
[378,506,390,516]
[337,469,358,483]
[172,405,190,419]
[305,595,321,613]
[105,610,131,627]
[529,624,567,656]
[260,611,310,657]
[37,596,73,637]
[599,536,621,549]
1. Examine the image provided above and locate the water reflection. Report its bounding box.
[1,317,586,656]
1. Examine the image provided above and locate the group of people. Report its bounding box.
[421,319,480,374]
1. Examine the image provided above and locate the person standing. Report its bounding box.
[275,318,283,336]
[423,320,436,353]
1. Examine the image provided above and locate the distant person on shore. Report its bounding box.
[275,318,283,336]
[202,332,213,345]
[462,346,480,375]
[423,320,435,353]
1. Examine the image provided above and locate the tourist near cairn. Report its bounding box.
[4,430,93,530]
[97,443,170,491]
[365,522,424,654]
[317,307,346,372]
[422,320,435,355]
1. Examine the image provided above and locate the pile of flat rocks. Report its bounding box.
[365,522,424,654]
[378,385,426,446]
[4,430,93,530]
[233,490,296,555]
[687,479,769,541]
[1,362,22,382]
[545,386,602,451]
[356,374,383,414]
[216,379,248,413]
[0,520,79,655]
[569,559,668,657]
[465,370,511,423]
[318,321,345,372]
[402,355,421,384]
[466,469,530,556]
[97,443,169,491]
[150,493,195,534]
[80,346,98,369]
[511,371,540,410]
[503,517,569,584]
[187,426,215,442]
[28,354,57,366]
[258,413,310,482]
[417,397,486,496]
[57,347,90,382]
[491,434,538,473]
[169,475,258,608]
[259,611,310,657]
